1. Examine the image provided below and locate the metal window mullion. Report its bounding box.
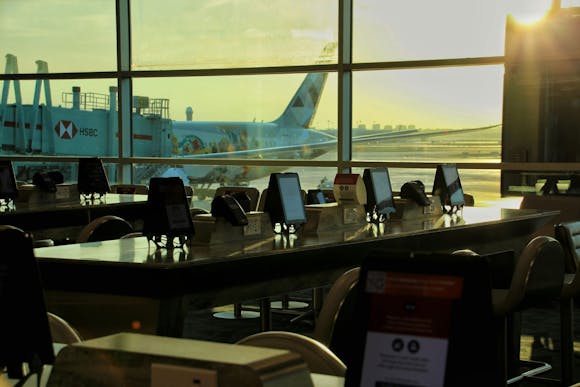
[116,0,132,182]
[338,0,353,174]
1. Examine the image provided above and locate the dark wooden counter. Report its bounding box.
[34,207,557,337]
[0,193,148,242]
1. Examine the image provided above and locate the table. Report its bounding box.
[0,193,148,242]
[35,207,557,337]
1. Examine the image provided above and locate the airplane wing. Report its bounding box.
[351,124,501,143]
[175,124,501,160]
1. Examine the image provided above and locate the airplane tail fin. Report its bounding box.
[272,72,327,129]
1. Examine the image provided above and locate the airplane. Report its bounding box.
[1,53,499,194]
[168,71,500,194]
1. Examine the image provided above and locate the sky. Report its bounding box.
[0,0,567,130]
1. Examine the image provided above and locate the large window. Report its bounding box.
[2,0,576,207]
[132,0,338,69]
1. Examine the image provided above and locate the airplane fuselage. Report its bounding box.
[171,120,334,183]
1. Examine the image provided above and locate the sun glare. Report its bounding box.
[507,0,553,25]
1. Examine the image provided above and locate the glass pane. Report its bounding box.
[1,79,117,161]
[352,66,503,163]
[0,0,116,73]
[352,167,502,207]
[131,0,338,69]
[561,0,580,6]
[132,71,337,162]
[131,163,338,209]
[353,0,552,62]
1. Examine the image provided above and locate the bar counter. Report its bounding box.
[34,206,557,337]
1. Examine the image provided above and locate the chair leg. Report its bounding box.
[506,312,521,380]
[560,297,575,386]
[213,302,260,320]
[496,316,509,386]
[259,298,272,331]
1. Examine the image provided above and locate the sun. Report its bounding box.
[507,0,553,25]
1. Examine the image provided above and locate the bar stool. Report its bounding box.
[554,220,580,386]
[235,266,359,374]
[454,236,565,385]
[77,215,135,243]
[492,236,565,385]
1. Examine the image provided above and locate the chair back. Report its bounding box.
[257,188,268,211]
[214,186,260,211]
[236,331,346,376]
[0,225,55,377]
[47,312,82,344]
[110,184,149,195]
[502,235,565,312]
[520,195,580,237]
[119,231,143,239]
[77,215,135,243]
[554,221,580,297]
[190,207,210,217]
[313,267,360,352]
[555,221,580,273]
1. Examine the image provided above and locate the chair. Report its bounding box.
[214,186,261,212]
[236,331,346,376]
[488,236,565,385]
[235,266,360,373]
[33,238,55,248]
[554,221,580,386]
[520,194,580,238]
[190,207,210,217]
[311,267,360,359]
[211,186,270,321]
[119,231,143,239]
[110,184,149,195]
[47,312,83,344]
[463,192,475,206]
[183,185,194,198]
[0,225,80,381]
[77,215,135,243]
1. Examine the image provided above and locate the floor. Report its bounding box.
[180,297,580,386]
[59,291,580,386]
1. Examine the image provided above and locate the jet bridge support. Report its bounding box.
[1,54,54,155]
[1,54,26,152]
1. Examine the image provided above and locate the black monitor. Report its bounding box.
[143,177,194,247]
[77,157,111,198]
[363,168,396,221]
[432,163,465,212]
[0,225,55,381]
[0,160,18,203]
[345,249,501,387]
[263,172,307,232]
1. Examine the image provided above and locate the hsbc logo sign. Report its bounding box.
[55,120,78,139]
[54,121,98,138]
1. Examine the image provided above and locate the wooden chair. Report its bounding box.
[0,225,82,380]
[110,184,149,195]
[457,237,566,385]
[77,215,135,243]
[211,186,264,321]
[119,231,143,239]
[236,331,346,376]
[554,220,580,386]
[463,192,475,206]
[47,312,82,344]
[235,266,360,374]
[520,194,580,238]
[454,239,566,385]
[214,186,260,212]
